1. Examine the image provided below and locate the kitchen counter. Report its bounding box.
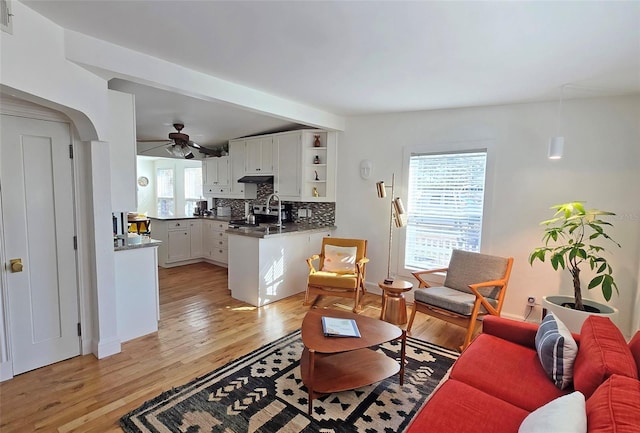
[228,226,335,307]
[114,237,162,251]
[226,223,337,239]
[147,214,232,222]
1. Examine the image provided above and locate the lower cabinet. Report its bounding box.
[189,220,203,257]
[167,229,190,262]
[153,217,229,268]
[204,220,228,265]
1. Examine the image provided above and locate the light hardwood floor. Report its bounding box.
[0,262,469,432]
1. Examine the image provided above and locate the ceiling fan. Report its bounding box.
[138,123,215,159]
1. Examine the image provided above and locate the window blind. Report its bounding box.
[156,168,175,216]
[404,150,487,270]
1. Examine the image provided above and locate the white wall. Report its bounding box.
[337,95,640,336]
[0,1,108,141]
[136,158,156,215]
[0,2,121,372]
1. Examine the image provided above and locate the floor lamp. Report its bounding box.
[376,174,407,284]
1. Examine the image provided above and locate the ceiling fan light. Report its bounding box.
[184,150,194,159]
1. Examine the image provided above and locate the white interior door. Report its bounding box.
[0,114,80,375]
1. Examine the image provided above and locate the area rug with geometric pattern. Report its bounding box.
[120,330,459,433]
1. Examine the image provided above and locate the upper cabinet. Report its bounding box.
[203,156,229,186]
[273,130,337,202]
[205,130,336,202]
[203,156,231,196]
[245,136,274,174]
[273,131,301,200]
[108,89,137,212]
[228,140,257,199]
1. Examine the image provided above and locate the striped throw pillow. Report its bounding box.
[535,312,579,389]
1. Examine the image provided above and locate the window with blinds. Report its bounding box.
[156,167,175,216]
[404,150,487,270]
[184,167,203,215]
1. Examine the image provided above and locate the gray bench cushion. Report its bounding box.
[414,286,498,316]
[443,249,509,299]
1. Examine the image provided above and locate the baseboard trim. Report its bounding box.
[0,360,13,382]
[96,337,121,359]
[82,337,95,355]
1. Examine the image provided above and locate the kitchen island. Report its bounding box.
[227,224,335,307]
[113,237,162,342]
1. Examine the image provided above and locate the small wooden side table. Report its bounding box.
[378,280,413,325]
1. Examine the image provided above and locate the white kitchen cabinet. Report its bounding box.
[167,229,190,262]
[245,136,274,174]
[228,228,334,307]
[108,89,137,212]
[153,217,230,268]
[228,140,257,199]
[189,219,203,257]
[203,156,230,197]
[273,131,301,200]
[204,219,228,265]
[230,129,336,202]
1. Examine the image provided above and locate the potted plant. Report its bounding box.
[529,201,621,331]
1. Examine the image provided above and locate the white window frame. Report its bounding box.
[183,166,203,215]
[397,140,495,278]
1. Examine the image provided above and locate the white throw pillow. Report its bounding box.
[535,312,578,389]
[518,392,586,433]
[322,245,357,273]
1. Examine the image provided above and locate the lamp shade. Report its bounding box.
[548,136,564,159]
[376,181,387,198]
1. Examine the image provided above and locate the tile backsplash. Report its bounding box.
[214,184,335,225]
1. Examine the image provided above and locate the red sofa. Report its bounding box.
[407,315,640,433]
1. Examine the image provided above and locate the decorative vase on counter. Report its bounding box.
[313,135,321,147]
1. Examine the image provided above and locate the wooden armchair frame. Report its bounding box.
[407,256,514,351]
[304,238,369,313]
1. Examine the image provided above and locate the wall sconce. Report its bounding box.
[376,173,407,284]
[549,85,566,160]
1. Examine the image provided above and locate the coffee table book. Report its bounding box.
[321,316,361,337]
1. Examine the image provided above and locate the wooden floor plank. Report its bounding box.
[0,262,469,432]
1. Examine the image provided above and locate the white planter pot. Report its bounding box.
[542,295,618,334]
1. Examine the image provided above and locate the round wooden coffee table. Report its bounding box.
[300,309,406,415]
[378,280,413,325]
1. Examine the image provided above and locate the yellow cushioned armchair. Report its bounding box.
[304,237,369,313]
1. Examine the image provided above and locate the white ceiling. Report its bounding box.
[23,1,640,153]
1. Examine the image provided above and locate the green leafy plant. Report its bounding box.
[529,201,621,311]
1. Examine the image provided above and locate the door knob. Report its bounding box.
[10,258,23,273]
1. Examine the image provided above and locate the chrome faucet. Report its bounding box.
[266,193,282,227]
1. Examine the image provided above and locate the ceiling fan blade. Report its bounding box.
[137,139,172,143]
[188,140,202,149]
[138,142,172,154]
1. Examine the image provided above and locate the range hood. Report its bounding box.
[237,175,274,184]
